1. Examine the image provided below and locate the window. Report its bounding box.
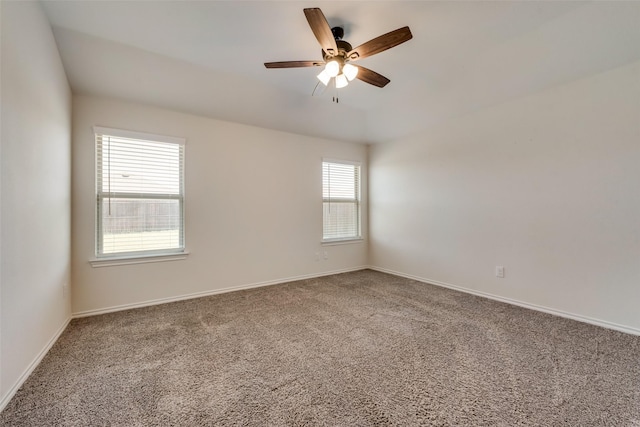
[322,160,361,241]
[95,127,185,259]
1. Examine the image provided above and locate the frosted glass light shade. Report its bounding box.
[343,63,358,81]
[325,60,340,77]
[317,70,331,86]
[335,73,348,88]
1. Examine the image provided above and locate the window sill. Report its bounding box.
[321,238,364,246]
[90,251,189,268]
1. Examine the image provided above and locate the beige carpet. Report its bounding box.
[2,269,639,426]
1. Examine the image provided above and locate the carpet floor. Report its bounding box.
[2,269,639,426]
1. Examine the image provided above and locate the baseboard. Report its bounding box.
[0,316,72,413]
[369,266,640,336]
[72,266,369,318]
[7,265,636,415]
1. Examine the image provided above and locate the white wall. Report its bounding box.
[72,95,367,315]
[369,60,640,333]
[0,1,72,408]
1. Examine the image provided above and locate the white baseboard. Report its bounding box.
[4,265,636,415]
[72,266,369,318]
[0,317,72,413]
[369,266,640,336]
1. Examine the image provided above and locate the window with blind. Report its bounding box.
[95,127,185,258]
[322,160,361,241]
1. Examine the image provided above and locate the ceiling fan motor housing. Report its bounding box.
[323,39,353,62]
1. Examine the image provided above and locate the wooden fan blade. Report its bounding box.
[347,26,412,61]
[304,8,338,56]
[355,66,390,88]
[264,61,324,69]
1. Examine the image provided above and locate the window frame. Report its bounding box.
[322,158,362,243]
[92,126,187,265]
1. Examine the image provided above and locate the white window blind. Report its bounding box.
[95,127,185,257]
[322,160,361,241]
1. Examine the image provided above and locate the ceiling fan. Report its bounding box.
[264,8,412,91]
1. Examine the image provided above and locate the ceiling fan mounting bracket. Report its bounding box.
[331,26,344,41]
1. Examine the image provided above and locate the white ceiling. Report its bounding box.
[41,1,640,144]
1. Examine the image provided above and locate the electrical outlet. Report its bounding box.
[323,251,329,260]
[495,266,505,278]
[63,283,69,297]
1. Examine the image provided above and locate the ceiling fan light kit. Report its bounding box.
[264,7,412,98]
[316,52,359,88]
